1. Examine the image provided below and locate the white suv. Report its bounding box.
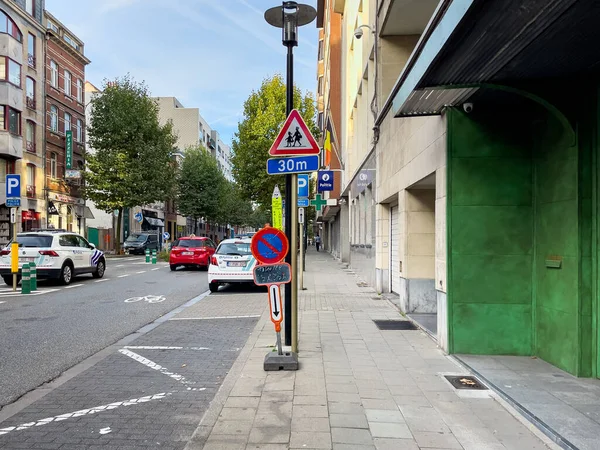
[0,230,106,286]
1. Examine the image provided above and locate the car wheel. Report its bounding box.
[59,263,73,286]
[93,259,105,279]
[2,275,12,286]
[209,282,219,293]
[170,264,177,271]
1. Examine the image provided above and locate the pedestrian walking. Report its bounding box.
[315,234,321,252]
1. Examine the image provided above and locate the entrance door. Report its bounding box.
[390,206,400,294]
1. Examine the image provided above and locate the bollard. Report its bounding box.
[152,250,157,265]
[145,249,150,263]
[21,263,31,295]
[30,262,37,291]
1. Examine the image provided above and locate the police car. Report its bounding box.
[0,229,106,286]
[207,237,257,292]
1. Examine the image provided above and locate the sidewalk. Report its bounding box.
[188,248,558,450]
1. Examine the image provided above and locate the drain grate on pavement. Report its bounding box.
[444,375,488,390]
[373,320,418,330]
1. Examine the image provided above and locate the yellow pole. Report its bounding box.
[11,222,17,291]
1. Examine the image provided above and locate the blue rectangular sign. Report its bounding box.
[267,155,319,175]
[6,174,20,198]
[298,174,309,197]
[297,198,309,207]
[317,170,334,192]
[6,198,20,207]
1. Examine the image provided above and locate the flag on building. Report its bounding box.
[323,116,334,167]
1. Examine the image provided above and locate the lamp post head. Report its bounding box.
[264,1,317,48]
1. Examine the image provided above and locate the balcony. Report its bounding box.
[26,185,36,198]
[25,140,35,153]
[26,96,35,109]
[0,133,23,159]
[208,138,216,150]
[28,53,36,68]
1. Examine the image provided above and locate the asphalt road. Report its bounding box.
[0,256,209,408]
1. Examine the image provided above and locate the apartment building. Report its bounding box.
[44,11,90,234]
[0,0,46,244]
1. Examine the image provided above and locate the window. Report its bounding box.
[318,76,323,95]
[76,118,83,142]
[0,57,21,87]
[63,34,80,51]
[5,107,20,135]
[64,112,71,132]
[318,40,324,60]
[25,0,34,16]
[28,33,35,67]
[25,120,35,152]
[50,152,57,178]
[59,235,79,247]
[64,70,71,96]
[76,236,90,248]
[27,164,34,186]
[76,79,83,102]
[50,105,58,132]
[0,11,22,42]
[47,20,58,33]
[50,60,58,88]
[26,77,35,108]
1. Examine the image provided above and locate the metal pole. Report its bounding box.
[299,220,304,290]
[12,221,16,291]
[291,173,298,353]
[284,44,293,346]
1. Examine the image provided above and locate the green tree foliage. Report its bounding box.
[85,75,177,253]
[177,145,225,233]
[217,181,255,227]
[231,74,320,209]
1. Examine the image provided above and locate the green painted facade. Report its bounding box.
[447,93,598,377]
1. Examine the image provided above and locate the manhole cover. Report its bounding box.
[444,375,488,390]
[373,320,418,330]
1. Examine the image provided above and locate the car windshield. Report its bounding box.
[126,234,147,242]
[216,242,251,256]
[175,240,204,248]
[12,234,53,248]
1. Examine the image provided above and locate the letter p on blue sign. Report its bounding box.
[6,174,20,198]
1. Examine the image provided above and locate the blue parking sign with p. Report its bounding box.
[298,174,309,198]
[6,174,20,198]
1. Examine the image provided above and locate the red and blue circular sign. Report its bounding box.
[251,227,289,265]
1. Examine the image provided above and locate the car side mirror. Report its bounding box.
[89,243,96,249]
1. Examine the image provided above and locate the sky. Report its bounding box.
[45,0,320,146]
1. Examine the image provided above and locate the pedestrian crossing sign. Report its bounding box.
[269,109,320,156]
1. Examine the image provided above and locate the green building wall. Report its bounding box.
[447,95,597,377]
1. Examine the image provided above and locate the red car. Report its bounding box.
[169,236,217,271]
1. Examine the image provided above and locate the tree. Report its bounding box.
[231,74,320,209]
[217,181,254,227]
[85,75,177,254]
[177,145,225,233]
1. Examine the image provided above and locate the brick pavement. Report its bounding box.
[191,248,560,450]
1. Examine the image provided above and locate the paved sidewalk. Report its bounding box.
[189,249,558,450]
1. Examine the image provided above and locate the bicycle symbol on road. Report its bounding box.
[124,295,166,304]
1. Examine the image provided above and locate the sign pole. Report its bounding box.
[291,173,298,354]
[299,220,304,291]
[11,215,17,292]
[284,43,293,348]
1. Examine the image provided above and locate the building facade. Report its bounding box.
[44,11,90,234]
[0,0,46,245]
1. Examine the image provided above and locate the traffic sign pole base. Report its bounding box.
[264,350,298,371]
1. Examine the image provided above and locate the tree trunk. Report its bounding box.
[115,207,123,255]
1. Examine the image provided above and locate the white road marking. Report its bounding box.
[115,264,125,268]
[0,288,60,298]
[169,315,262,321]
[152,268,161,271]
[122,346,211,351]
[118,274,130,278]
[0,393,170,436]
[118,349,204,389]
[0,301,4,304]
[136,271,146,274]
[99,427,112,435]
[95,279,109,283]
[64,284,84,289]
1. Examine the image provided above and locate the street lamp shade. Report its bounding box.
[264,2,317,46]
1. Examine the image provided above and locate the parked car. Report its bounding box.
[169,236,216,271]
[207,238,257,292]
[123,232,159,255]
[0,230,106,285]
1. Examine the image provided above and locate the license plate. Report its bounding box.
[21,257,35,262]
[227,261,246,267]
[182,251,193,256]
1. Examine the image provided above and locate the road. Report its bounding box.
[0,256,209,408]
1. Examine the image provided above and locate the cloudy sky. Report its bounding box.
[45,0,320,145]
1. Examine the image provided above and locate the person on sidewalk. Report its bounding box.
[315,234,321,252]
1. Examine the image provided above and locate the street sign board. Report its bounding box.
[251,227,289,265]
[66,130,73,169]
[318,170,334,191]
[6,174,20,198]
[298,207,305,224]
[6,198,20,207]
[65,169,81,179]
[268,284,284,330]
[134,212,143,223]
[272,185,283,230]
[297,198,309,207]
[267,155,319,175]
[269,109,320,156]
[298,174,309,197]
[310,194,327,212]
[253,263,292,286]
[163,232,170,241]
[10,207,17,224]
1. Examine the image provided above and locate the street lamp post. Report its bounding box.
[265,2,316,353]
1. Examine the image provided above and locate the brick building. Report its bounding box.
[44,11,89,232]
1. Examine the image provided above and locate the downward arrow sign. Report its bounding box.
[273,299,280,317]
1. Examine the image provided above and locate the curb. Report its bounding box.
[184,308,268,450]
